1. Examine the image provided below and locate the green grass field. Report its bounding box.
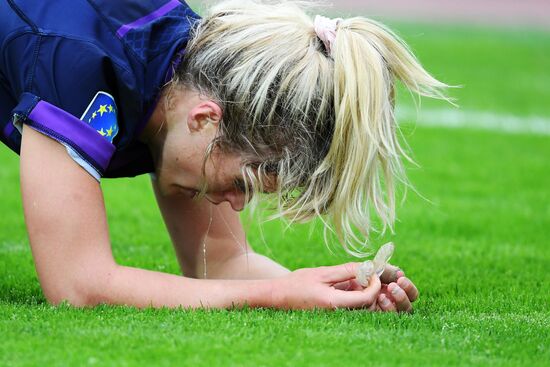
[1,19,549,367]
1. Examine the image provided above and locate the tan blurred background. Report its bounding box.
[334,0,550,30]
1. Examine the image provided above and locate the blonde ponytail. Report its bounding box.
[174,1,449,256]
[321,17,448,254]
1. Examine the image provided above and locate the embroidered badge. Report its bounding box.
[80,92,119,143]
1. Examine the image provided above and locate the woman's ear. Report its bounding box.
[187,100,223,133]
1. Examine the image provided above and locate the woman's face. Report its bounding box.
[151,91,250,211]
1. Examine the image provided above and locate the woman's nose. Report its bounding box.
[205,191,245,212]
[223,191,245,211]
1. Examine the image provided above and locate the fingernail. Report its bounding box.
[380,295,390,306]
[396,270,405,278]
[391,284,401,295]
[388,283,397,293]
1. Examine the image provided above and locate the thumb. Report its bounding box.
[322,262,360,284]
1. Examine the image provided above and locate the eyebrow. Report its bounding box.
[235,177,275,195]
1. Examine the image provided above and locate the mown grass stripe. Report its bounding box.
[398,106,550,135]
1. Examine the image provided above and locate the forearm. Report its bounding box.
[206,252,291,280]
[91,264,275,309]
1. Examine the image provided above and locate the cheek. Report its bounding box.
[158,149,194,181]
[209,152,244,179]
[208,166,241,193]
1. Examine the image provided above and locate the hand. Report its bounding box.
[333,264,419,313]
[271,263,381,310]
[377,264,419,313]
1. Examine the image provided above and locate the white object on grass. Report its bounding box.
[356,242,395,287]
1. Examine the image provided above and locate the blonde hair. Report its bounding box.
[173,0,448,256]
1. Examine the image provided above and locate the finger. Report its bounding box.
[322,262,360,284]
[380,264,401,284]
[368,301,378,312]
[387,283,413,313]
[347,279,365,291]
[331,274,381,309]
[380,287,393,300]
[397,276,419,302]
[333,279,364,291]
[333,280,352,291]
[377,293,397,312]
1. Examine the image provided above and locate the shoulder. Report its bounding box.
[1,1,200,179]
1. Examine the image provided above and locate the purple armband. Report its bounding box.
[12,92,115,177]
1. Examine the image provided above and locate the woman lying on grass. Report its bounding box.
[0,0,444,311]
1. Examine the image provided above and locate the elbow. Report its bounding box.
[44,288,92,307]
[41,266,116,307]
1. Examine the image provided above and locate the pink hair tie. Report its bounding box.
[314,15,342,55]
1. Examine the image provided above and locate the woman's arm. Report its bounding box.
[19,124,270,307]
[206,250,290,280]
[152,182,290,280]
[21,125,383,309]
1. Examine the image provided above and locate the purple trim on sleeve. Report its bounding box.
[27,101,115,173]
[3,121,15,138]
[116,0,181,38]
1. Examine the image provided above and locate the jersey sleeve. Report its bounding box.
[6,33,123,180]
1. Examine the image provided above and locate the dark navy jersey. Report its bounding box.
[0,0,201,179]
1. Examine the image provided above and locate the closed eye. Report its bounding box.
[233,178,247,193]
